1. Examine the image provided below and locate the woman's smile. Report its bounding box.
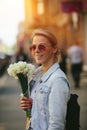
[35,54,43,60]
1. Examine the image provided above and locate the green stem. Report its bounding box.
[26,108,31,118]
[17,73,28,94]
[17,73,31,118]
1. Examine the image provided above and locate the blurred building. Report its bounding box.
[17,0,87,67]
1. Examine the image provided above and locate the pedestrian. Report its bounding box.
[15,46,29,62]
[59,48,67,74]
[20,29,70,130]
[68,42,83,88]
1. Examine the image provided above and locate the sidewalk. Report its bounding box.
[0,73,26,130]
[67,70,87,130]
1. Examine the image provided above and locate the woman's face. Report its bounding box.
[30,35,57,66]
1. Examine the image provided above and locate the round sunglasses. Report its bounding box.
[29,44,46,52]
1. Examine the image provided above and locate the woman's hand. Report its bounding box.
[20,97,33,110]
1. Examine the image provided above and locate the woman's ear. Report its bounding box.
[52,45,58,54]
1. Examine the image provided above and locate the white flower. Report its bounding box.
[7,61,35,79]
[7,61,35,121]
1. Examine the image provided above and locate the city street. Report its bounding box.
[0,0,87,129]
[0,73,25,130]
[0,70,87,130]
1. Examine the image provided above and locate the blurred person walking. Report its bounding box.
[59,48,67,74]
[15,45,29,62]
[15,32,34,63]
[68,42,83,88]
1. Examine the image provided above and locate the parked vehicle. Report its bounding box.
[0,53,11,77]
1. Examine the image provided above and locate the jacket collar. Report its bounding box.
[40,62,60,83]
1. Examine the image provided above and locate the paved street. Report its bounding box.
[67,70,87,130]
[0,70,87,130]
[0,73,25,130]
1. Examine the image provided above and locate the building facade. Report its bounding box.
[17,0,87,66]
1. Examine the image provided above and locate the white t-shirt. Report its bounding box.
[68,45,83,64]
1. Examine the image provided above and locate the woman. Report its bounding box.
[20,29,70,130]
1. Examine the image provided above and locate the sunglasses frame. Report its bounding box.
[29,44,46,52]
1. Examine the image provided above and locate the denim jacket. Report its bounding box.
[28,63,70,130]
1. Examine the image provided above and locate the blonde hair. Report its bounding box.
[32,29,58,47]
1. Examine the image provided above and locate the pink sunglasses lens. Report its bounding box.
[38,45,46,51]
[29,45,36,51]
[29,44,46,52]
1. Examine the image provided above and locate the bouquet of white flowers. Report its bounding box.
[7,61,35,130]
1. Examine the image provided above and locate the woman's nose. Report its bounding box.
[35,46,39,52]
